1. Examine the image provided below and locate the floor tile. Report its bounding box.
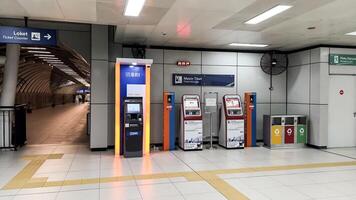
[56,189,99,200]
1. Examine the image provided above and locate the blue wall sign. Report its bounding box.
[0,26,57,46]
[172,74,235,87]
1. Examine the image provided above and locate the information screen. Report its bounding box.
[225,98,240,108]
[127,104,140,113]
[185,99,199,109]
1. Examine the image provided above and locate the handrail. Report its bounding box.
[0,104,27,109]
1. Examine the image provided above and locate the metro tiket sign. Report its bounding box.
[172,74,235,87]
[330,54,356,66]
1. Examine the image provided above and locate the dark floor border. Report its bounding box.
[306,143,327,149]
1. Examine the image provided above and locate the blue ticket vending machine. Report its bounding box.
[123,97,143,158]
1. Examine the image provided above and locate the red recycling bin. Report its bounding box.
[284,126,294,144]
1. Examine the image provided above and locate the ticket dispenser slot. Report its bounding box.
[123,97,143,158]
[271,117,282,145]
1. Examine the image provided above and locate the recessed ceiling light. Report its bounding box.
[346,31,356,36]
[124,0,145,17]
[245,5,292,25]
[229,43,268,47]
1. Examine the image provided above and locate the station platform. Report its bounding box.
[1,145,356,200]
[26,103,89,145]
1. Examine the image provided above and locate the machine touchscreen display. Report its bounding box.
[185,99,199,109]
[225,98,240,108]
[127,104,140,113]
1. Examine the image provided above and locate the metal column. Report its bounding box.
[0,44,20,106]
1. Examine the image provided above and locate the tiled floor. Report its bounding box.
[26,103,89,145]
[1,145,356,200]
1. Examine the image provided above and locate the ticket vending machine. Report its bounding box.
[163,92,175,150]
[180,95,203,150]
[123,97,143,158]
[219,95,245,149]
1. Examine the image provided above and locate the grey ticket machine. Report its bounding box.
[123,97,143,158]
[179,95,203,150]
[219,95,245,149]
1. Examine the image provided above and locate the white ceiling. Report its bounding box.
[1,0,356,50]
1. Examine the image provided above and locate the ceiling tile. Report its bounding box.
[0,0,26,17]
[17,0,63,19]
[57,0,97,23]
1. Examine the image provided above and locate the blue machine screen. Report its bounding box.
[129,132,139,136]
[127,104,140,113]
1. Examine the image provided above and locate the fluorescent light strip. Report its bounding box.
[34,54,54,57]
[229,43,268,47]
[124,0,145,16]
[47,61,64,64]
[346,31,356,36]
[245,5,292,24]
[45,60,62,62]
[28,50,51,54]
[40,57,58,59]
[21,47,46,50]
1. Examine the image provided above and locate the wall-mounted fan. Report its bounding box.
[260,51,288,91]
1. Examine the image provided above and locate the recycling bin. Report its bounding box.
[284,117,295,144]
[264,115,307,149]
[271,117,282,145]
[297,117,307,144]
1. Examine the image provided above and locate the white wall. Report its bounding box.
[287,47,356,148]
[121,48,287,143]
[287,48,329,147]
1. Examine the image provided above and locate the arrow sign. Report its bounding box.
[0,26,57,46]
[44,33,51,40]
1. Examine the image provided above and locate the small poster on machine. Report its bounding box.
[227,120,244,148]
[184,120,203,150]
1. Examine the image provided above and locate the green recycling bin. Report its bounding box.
[297,125,307,143]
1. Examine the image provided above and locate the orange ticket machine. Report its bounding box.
[163,92,175,150]
[244,92,257,147]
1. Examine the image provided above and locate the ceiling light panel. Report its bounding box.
[229,43,268,47]
[245,5,292,25]
[346,31,356,36]
[124,0,145,17]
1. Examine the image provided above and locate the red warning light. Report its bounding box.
[339,90,344,95]
[177,60,191,67]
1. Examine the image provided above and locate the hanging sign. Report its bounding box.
[0,26,57,46]
[172,74,234,87]
[330,54,356,66]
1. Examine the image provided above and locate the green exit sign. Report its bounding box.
[330,54,356,66]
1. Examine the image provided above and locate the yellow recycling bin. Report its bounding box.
[271,125,282,145]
